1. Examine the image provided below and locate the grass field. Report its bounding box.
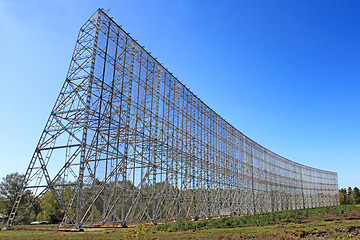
[1,205,360,239]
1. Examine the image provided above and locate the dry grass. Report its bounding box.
[1,205,360,239]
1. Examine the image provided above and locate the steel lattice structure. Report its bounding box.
[4,9,339,230]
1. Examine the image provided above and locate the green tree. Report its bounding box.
[0,172,38,223]
[339,188,347,205]
[0,173,23,215]
[36,190,62,223]
[37,186,76,224]
[347,187,353,204]
[352,187,360,204]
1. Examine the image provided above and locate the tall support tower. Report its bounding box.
[4,9,339,230]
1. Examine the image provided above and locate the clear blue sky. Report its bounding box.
[0,0,359,188]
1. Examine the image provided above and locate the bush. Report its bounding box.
[155,205,360,233]
[123,225,155,240]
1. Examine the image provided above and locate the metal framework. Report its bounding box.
[4,9,339,230]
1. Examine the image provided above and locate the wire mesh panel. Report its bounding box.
[4,9,339,230]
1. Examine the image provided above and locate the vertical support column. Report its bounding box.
[251,142,256,214]
[242,135,248,214]
[152,65,161,225]
[175,83,181,221]
[191,97,198,221]
[102,22,119,221]
[96,20,111,221]
[206,109,211,219]
[196,102,203,218]
[76,10,102,231]
[179,88,186,220]
[215,117,221,216]
[263,149,269,212]
[300,165,305,209]
[229,130,234,216]
[121,42,136,227]
[335,173,340,205]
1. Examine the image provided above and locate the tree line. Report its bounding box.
[0,173,72,224]
[0,172,359,225]
[338,187,360,205]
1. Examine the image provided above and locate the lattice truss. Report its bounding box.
[6,9,339,229]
